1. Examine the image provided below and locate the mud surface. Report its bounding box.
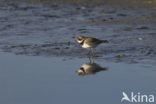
[0,0,156,64]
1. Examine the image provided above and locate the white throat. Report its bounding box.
[77,40,83,44]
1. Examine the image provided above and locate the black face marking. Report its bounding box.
[79,40,84,45]
[80,67,85,73]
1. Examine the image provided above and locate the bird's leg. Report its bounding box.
[91,57,94,63]
[88,56,92,63]
[91,48,94,57]
[87,48,91,57]
[91,48,95,63]
[88,48,92,62]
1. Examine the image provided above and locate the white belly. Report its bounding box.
[82,43,91,49]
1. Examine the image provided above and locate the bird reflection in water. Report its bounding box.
[77,56,108,76]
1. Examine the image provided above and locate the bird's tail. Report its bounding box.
[101,40,109,43]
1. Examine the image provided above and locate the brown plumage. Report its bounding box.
[77,62,108,76]
[76,35,109,56]
[84,37,108,47]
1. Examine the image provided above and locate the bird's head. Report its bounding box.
[76,35,85,44]
[77,67,85,76]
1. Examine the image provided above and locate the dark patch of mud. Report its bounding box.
[0,0,156,64]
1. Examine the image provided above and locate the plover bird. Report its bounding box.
[77,62,107,75]
[76,35,108,56]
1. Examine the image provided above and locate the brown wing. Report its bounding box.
[85,38,103,46]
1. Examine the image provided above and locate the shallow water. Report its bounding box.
[0,52,156,104]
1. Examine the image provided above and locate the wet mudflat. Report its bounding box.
[0,52,156,104]
[0,0,156,64]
